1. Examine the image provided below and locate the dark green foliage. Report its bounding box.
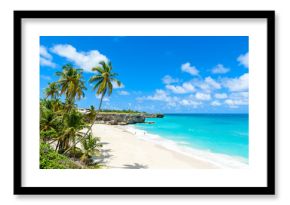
[40,143,81,169]
[80,134,102,165]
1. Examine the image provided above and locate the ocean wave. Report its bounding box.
[122,125,248,169]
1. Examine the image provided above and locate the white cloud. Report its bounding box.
[112,81,125,89]
[214,93,228,99]
[181,62,199,76]
[96,94,110,102]
[140,89,180,107]
[118,90,130,95]
[192,77,221,93]
[146,89,171,102]
[182,82,195,92]
[224,91,248,108]
[51,44,108,72]
[230,91,249,99]
[180,99,201,108]
[166,85,186,94]
[162,75,179,84]
[237,52,249,68]
[137,90,204,109]
[223,73,249,92]
[40,45,52,60]
[212,64,230,74]
[166,82,195,94]
[211,100,222,106]
[204,77,221,89]
[224,99,247,108]
[40,57,56,68]
[195,92,211,101]
[40,45,56,68]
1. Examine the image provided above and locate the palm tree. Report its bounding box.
[80,133,101,165]
[44,82,59,100]
[57,109,85,153]
[85,105,97,124]
[63,61,121,154]
[40,100,62,142]
[56,64,87,103]
[89,61,121,110]
[53,64,87,153]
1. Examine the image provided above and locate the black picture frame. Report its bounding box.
[14,10,275,195]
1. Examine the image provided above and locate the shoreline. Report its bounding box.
[91,124,247,169]
[91,124,216,169]
[124,125,248,169]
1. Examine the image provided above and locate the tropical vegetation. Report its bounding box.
[40,62,121,169]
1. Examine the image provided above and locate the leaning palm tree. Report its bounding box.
[63,61,121,154]
[44,82,59,100]
[89,61,121,110]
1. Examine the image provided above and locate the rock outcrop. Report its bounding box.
[143,113,164,118]
[94,113,145,125]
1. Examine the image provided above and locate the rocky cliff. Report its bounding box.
[94,113,146,125]
[143,113,164,118]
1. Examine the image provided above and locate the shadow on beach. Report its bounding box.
[122,163,148,169]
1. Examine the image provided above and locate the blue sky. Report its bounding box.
[40,36,249,113]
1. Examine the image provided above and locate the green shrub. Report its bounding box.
[40,143,81,169]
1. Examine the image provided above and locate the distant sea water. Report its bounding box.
[132,114,249,168]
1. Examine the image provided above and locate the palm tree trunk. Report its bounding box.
[98,92,105,111]
[63,92,104,154]
[57,98,75,153]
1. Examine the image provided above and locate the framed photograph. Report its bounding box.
[14,10,275,195]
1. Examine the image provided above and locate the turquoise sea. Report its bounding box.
[133,114,249,165]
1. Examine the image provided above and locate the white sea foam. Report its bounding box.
[121,125,248,169]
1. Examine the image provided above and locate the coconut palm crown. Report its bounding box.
[56,64,87,102]
[89,61,122,110]
[44,82,60,100]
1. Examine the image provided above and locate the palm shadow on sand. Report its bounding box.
[122,163,148,169]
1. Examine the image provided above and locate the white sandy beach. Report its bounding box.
[91,124,217,169]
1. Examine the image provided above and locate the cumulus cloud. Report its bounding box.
[166,82,195,94]
[40,45,52,60]
[211,100,222,106]
[195,92,211,101]
[224,91,248,108]
[112,81,125,89]
[214,93,228,99]
[138,90,179,107]
[237,52,249,68]
[138,90,203,109]
[180,99,201,108]
[40,45,56,68]
[118,90,130,96]
[162,75,179,84]
[204,77,221,89]
[146,89,171,102]
[96,94,110,102]
[212,64,230,74]
[193,77,221,93]
[224,99,247,108]
[223,73,249,92]
[51,44,108,72]
[181,62,199,76]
